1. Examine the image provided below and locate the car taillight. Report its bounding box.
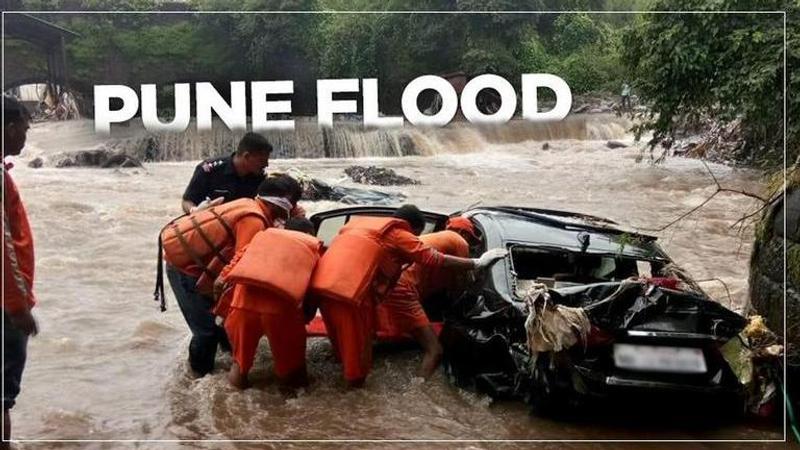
[584,325,614,348]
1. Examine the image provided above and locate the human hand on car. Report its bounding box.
[473,248,508,270]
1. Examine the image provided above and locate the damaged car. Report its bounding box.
[308,205,754,415]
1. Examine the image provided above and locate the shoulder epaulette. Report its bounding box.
[201,158,226,173]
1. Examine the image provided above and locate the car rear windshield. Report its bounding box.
[509,245,654,293]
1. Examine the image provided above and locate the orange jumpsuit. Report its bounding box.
[224,284,307,378]
[377,231,470,337]
[319,226,444,383]
[2,164,35,314]
[220,230,320,379]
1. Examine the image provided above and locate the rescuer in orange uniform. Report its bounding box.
[218,218,321,389]
[377,216,482,378]
[310,205,507,387]
[2,96,36,448]
[158,175,301,376]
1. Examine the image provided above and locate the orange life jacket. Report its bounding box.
[309,216,410,306]
[160,198,267,280]
[224,228,323,307]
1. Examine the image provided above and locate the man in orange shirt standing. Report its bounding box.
[2,96,37,448]
[377,216,481,378]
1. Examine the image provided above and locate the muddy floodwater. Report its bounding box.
[6,118,782,448]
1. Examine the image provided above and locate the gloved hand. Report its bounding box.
[190,196,224,213]
[473,248,508,270]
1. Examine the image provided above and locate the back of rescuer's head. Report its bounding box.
[268,173,303,205]
[393,204,426,235]
[446,216,480,245]
[258,174,300,203]
[256,175,300,218]
[285,217,315,235]
[3,96,31,157]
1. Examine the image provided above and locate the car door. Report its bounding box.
[309,206,449,246]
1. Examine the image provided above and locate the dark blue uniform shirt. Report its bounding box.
[182,154,265,205]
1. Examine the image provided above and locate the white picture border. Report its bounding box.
[1,8,789,444]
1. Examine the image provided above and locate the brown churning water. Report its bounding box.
[7,118,778,447]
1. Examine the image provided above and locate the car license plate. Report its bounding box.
[613,344,707,374]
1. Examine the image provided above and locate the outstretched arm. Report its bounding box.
[441,248,508,271]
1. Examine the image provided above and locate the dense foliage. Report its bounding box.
[622,0,797,167]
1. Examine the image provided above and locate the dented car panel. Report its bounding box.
[309,205,749,414]
[439,208,749,415]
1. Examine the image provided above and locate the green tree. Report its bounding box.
[551,13,605,54]
[622,0,796,167]
[517,31,552,72]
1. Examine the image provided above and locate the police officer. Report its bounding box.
[181,132,273,214]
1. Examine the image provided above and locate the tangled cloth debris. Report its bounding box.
[743,315,783,357]
[660,263,705,294]
[523,283,591,363]
[523,279,650,367]
[718,314,785,417]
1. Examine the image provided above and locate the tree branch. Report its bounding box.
[695,277,735,309]
[639,190,721,232]
[638,160,768,233]
[730,197,777,230]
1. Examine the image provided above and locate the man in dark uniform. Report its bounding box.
[181,132,273,214]
[169,132,271,376]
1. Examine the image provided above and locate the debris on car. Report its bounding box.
[523,282,590,357]
[305,204,784,418]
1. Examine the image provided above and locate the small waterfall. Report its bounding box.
[108,114,633,162]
